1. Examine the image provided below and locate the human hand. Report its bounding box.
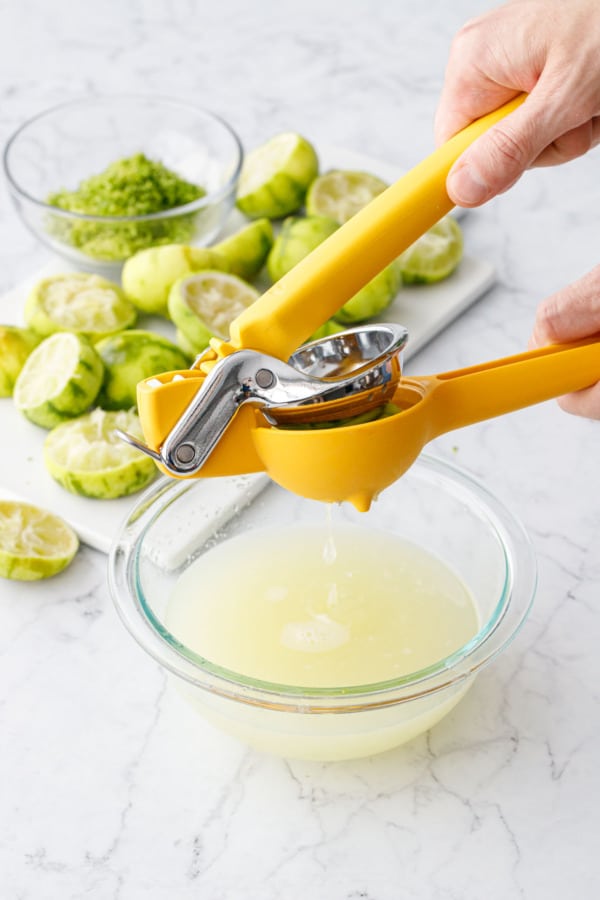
[530,265,600,418]
[435,0,600,207]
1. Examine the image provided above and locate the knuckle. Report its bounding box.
[448,17,482,57]
[534,297,562,343]
[486,125,528,170]
[553,125,594,162]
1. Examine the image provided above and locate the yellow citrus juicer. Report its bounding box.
[121,94,600,511]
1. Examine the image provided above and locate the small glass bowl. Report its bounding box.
[3,95,243,272]
[108,455,536,761]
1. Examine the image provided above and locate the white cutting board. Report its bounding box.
[0,147,495,552]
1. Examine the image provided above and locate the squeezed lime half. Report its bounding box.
[0,501,79,581]
[43,408,157,499]
[397,216,464,284]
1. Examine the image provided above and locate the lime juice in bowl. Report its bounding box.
[109,455,536,761]
[165,524,480,690]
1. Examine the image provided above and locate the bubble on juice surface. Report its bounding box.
[280,614,349,653]
[266,584,288,603]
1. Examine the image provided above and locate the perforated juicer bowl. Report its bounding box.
[109,454,536,761]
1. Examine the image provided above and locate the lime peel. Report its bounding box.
[0,326,41,397]
[333,263,401,325]
[236,133,318,219]
[121,244,229,316]
[13,332,104,429]
[95,329,191,411]
[267,215,339,282]
[213,219,274,279]
[43,409,157,499]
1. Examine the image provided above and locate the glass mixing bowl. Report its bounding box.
[3,95,243,272]
[109,455,536,761]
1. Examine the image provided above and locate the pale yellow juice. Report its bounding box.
[166,523,479,688]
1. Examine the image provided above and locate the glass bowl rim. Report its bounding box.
[108,454,537,713]
[2,93,244,222]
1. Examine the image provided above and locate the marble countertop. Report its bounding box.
[2,1,600,897]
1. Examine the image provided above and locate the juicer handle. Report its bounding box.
[425,338,600,439]
[224,94,526,361]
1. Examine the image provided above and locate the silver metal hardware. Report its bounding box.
[255,368,275,388]
[117,324,409,477]
[114,429,162,462]
[174,443,197,466]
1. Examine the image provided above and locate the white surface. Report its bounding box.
[2,2,600,899]
[0,147,493,553]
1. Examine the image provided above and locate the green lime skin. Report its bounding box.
[278,402,401,431]
[43,410,157,499]
[213,219,274,279]
[121,244,229,316]
[305,319,346,343]
[95,330,191,410]
[46,455,156,499]
[265,213,399,324]
[236,133,319,219]
[0,326,41,397]
[175,328,199,358]
[333,262,401,325]
[267,215,339,282]
[13,333,105,429]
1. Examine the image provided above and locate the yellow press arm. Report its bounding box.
[253,337,600,511]
[217,94,526,361]
[138,94,527,465]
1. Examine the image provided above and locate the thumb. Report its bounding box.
[446,89,566,207]
[529,266,600,421]
[530,265,600,348]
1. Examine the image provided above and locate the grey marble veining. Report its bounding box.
[2,0,600,897]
